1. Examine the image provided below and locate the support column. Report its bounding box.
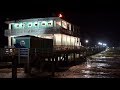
[9,23,12,30]
[51,58,55,76]
[8,23,12,47]
[24,60,31,74]
[8,36,12,47]
[65,54,68,66]
[65,54,68,61]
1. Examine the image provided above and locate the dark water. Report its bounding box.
[55,47,120,78]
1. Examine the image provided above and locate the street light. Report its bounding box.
[98,42,107,47]
[98,42,102,45]
[85,40,89,47]
[103,43,107,46]
[85,40,89,43]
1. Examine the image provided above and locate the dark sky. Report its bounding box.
[0,0,120,47]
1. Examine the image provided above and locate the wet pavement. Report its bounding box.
[0,68,27,78]
[55,47,120,78]
[1,47,120,78]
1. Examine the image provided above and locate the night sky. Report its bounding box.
[0,0,119,47]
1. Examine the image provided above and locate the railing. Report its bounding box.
[53,45,81,51]
[0,48,18,56]
[60,28,80,37]
[0,46,82,57]
[1,46,105,57]
[4,30,10,36]
[5,29,40,36]
[0,46,105,64]
[4,28,60,36]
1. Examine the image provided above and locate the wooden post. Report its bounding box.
[73,53,75,61]
[24,57,31,74]
[66,54,68,61]
[63,54,65,61]
[79,52,81,59]
[51,58,55,77]
[55,57,58,67]
[12,56,17,79]
[65,54,68,66]
[24,64,31,74]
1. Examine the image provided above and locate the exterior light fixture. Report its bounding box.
[58,14,63,18]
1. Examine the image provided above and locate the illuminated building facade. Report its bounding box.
[5,17,81,50]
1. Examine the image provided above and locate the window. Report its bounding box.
[69,24,71,30]
[67,24,69,30]
[56,21,61,26]
[62,21,67,29]
[71,25,74,32]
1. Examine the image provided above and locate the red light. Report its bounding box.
[58,14,62,18]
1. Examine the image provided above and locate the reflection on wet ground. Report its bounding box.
[55,48,120,78]
[1,48,120,78]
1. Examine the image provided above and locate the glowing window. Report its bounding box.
[69,24,71,30]
[56,21,61,26]
[62,21,67,29]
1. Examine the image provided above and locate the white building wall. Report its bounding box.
[54,34,62,45]
[70,36,75,46]
[66,35,70,46]
[8,36,11,47]
[62,34,66,45]
[53,34,81,47]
